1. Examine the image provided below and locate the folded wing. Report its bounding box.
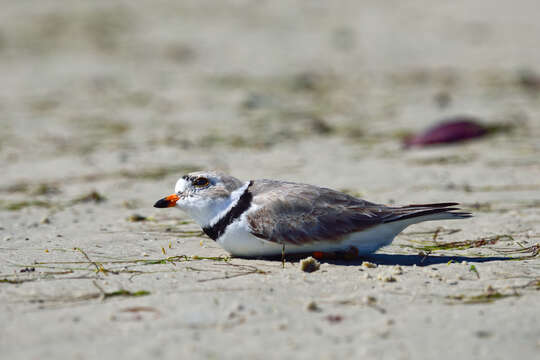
[246,180,470,245]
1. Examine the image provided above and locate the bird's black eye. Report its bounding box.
[193,177,210,187]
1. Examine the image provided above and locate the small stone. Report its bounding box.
[227,304,244,319]
[3,236,11,241]
[40,216,51,224]
[430,273,442,280]
[300,257,320,273]
[306,301,321,312]
[228,312,238,319]
[127,214,147,222]
[362,261,377,268]
[392,265,403,275]
[475,330,493,338]
[326,315,343,324]
[377,274,396,282]
[363,295,377,305]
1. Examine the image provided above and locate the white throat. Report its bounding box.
[178,181,250,227]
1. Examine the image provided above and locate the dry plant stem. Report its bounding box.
[74,247,107,274]
[281,243,286,269]
[33,254,230,266]
[406,235,513,252]
[432,227,441,242]
[197,263,267,282]
[92,280,106,301]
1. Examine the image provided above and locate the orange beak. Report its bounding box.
[153,194,180,208]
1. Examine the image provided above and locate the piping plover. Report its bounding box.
[154,171,471,257]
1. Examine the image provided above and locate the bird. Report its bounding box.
[154,171,471,258]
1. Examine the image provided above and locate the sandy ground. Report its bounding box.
[1,1,540,359]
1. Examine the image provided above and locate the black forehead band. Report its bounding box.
[182,175,209,183]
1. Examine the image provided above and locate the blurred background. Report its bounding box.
[2,3,540,358]
[1,0,540,201]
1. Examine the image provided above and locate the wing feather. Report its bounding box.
[245,180,470,245]
[246,180,392,245]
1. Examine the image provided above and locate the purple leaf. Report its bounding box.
[404,117,488,148]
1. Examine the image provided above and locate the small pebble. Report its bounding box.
[377,274,396,283]
[326,315,343,324]
[392,265,403,275]
[363,295,377,305]
[300,257,320,273]
[475,330,493,338]
[127,214,147,222]
[362,261,377,268]
[306,301,321,312]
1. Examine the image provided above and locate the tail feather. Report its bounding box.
[402,202,459,208]
[383,203,472,224]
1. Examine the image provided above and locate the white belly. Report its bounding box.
[216,214,410,257]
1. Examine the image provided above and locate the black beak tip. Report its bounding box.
[153,198,169,208]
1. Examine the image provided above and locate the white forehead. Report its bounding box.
[174,178,189,193]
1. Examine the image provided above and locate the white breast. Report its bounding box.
[216,207,275,257]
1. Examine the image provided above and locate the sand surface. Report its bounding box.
[1,1,540,359]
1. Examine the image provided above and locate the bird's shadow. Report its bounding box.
[250,253,512,267]
[329,253,511,267]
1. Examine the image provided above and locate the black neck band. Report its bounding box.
[202,181,253,241]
